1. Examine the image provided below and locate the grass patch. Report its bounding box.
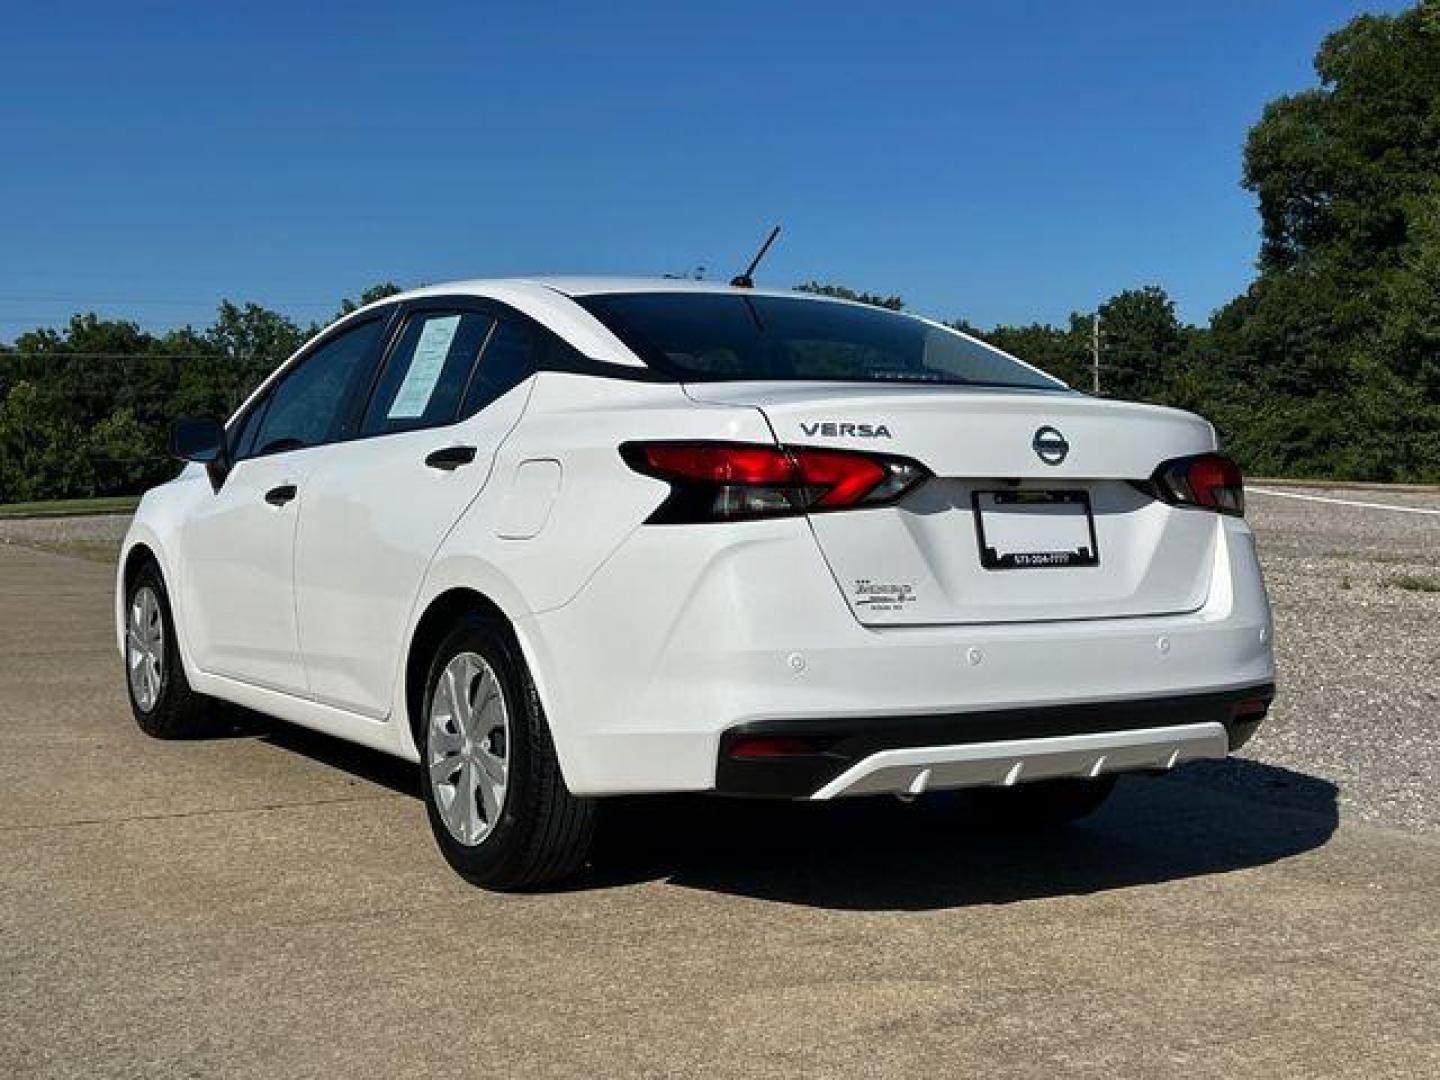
[1383,573,1440,593]
[0,496,140,519]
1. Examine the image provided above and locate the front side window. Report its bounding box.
[251,319,383,456]
[361,312,495,437]
[577,292,1064,390]
[227,395,268,459]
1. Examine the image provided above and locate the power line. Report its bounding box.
[0,352,285,361]
[0,295,338,309]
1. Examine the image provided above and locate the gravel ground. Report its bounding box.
[1197,485,1440,835]
[0,512,131,564]
[3,484,1436,833]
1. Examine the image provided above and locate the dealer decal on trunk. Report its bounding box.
[852,579,917,612]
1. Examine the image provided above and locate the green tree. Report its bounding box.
[336,282,404,320]
[88,406,154,494]
[976,317,1091,389]
[1096,286,1184,402]
[1213,0,1440,480]
[208,301,307,366]
[1245,3,1440,276]
[0,294,362,502]
[0,381,93,501]
[794,281,905,310]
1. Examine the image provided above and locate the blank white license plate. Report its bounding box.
[972,490,1099,570]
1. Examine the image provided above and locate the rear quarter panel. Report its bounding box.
[392,372,774,764]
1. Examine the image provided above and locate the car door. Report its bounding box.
[292,300,542,718]
[179,314,390,694]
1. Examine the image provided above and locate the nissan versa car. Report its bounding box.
[118,278,1275,888]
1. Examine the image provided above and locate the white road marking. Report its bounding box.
[1249,487,1440,516]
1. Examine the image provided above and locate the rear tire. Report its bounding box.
[418,614,596,890]
[123,561,214,738]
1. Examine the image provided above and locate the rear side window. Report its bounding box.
[577,292,1063,390]
[361,312,495,436]
[251,318,383,456]
[460,319,539,417]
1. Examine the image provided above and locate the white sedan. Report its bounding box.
[118,278,1275,888]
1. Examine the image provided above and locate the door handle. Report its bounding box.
[264,484,298,507]
[425,445,478,471]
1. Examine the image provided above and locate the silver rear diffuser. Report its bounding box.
[809,722,1229,800]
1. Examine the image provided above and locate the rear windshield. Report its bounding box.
[576,292,1064,390]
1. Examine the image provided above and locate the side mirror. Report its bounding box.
[169,416,227,464]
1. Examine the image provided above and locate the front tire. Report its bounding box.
[418,615,596,890]
[123,562,214,738]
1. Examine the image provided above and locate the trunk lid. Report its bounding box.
[685,382,1221,626]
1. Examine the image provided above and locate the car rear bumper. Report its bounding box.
[521,516,1275,796]
[715,682,1273,798]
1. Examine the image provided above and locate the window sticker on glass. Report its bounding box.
[388,315,460,419]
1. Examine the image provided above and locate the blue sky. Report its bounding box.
[0,0,1412,339]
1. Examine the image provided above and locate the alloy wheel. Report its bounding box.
[427,651,510,846]
[126,586,165,712]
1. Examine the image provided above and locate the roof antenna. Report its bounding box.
[730,225,781,288]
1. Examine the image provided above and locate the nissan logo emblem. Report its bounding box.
[1032,426,1069,466]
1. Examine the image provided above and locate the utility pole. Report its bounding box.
[1091,312,1101,396]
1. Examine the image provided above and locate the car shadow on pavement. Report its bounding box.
[252,717,1337,912]
[257,718,422,799]
[588,761,1340,910]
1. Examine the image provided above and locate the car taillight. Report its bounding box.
[620,441,930,524]
[1151,452,1245,517]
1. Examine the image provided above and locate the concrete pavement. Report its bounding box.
[2,543,1438,1078]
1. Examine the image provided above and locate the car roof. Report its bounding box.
[386,275,832,304]
[528,276,814,300]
